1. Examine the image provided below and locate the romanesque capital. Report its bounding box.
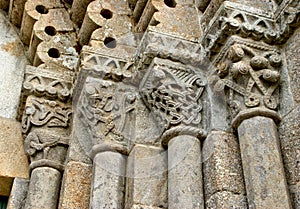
[77,76,136,158]
[140,57,206,146]
[214,37,282,128]
[21,95,72,172]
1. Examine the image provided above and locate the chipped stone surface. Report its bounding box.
[7,178,29,209]
[0,117,29,196]
[59,161,92,209]
[0,11,26,119]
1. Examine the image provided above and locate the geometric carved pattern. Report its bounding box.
[215,40,282,128]
[140,58,206,144]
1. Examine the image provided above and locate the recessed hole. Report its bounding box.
[104,37,117,48]
[44,26,57,36]
[100,9,113,19]
[164,0,176,8]
[48,48,60,58]
[36,5,48,14]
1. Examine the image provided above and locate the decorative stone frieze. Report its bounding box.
[23,65,73,102]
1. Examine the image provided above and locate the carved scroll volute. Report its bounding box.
[77,77,136,157]
[140,58,206,146]
[215,44,282,128]
[22,95,72,171]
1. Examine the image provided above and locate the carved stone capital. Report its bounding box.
[77,76,136,156]
[140,57,206,145]
[21,95,72,171]
[214,37,282,128]
[202,0,300,59]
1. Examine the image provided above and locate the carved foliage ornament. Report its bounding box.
[140,58,206,136]
[78,77,136,145]
[215,43,282,125]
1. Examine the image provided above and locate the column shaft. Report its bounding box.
[238,116,291,208]
[168,135,204,209]
[25,167,61,209]
[90,151,126,209]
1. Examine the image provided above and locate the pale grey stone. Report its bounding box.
[238,116,292,209]
[168,135,204,209]
[91,151,126,209]
[125,144,167,209]
[0,11,26,119]
[7,178,29,209]
[25,167,62,209]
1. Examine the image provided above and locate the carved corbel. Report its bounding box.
[139,57,207,146]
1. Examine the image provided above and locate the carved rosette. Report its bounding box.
[140,58,206,146]
[215,40,282,128]
[77,76,136,156]
[22,95,72,172]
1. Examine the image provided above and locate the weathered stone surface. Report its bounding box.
[20,0,64,45]
[285,27,300,104]
[91,151,126,209]
[238,116,292,209]
[79,0,131,45]
[25,167,62,209]
[59,161,92,209]
[125,144,167,209]
[0,11,26,119]
[0,117,29,196]
[168,135,204,209]
[279,105,300,209]
[7,178,29,209]
[206,191,248,209]
[9,0,26,26]
[131,204,166,209]
[203,131,246,205]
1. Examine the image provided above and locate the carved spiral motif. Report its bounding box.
[250,56,269,69]
[263,69,280,82]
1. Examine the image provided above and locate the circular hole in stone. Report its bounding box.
[36,5,48,14]
[100,9,113,19]
[104,37,117,48]
[164,0,176,8]
[44,26,57,36]
[48,48,60,58]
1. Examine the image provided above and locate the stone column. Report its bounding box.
[25,167,62,209]
[140,57,207,209]
[21,96,71,209]
[90,149,126,209]
[238,116,291,208]
[76,75,136,209]
[167,135,204,209]
[214,40,292,208]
